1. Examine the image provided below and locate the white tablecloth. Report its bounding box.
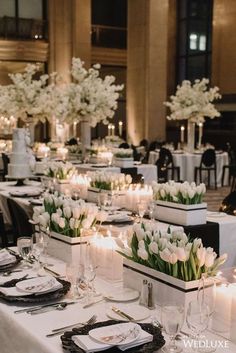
[75,164,157,184]
[148,151,228,186]
[0,254,236,353]
[0,181,42,225]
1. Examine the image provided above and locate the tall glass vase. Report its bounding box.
[80,119,91,156]
[187,120,195,153]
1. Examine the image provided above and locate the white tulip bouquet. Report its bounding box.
[118,223,227,281]
[32,192,107,237]
[113,148,133,159]
[152,180,206,205]
[87,171,132,191]
[164,78,221,124]
[44,161,75,180]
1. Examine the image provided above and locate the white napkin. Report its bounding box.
[0,249,16,266]
[107,212,131,223]
[0,277,62,297]
[72,329,153,352]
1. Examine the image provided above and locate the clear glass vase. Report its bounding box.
[187,120,195,153]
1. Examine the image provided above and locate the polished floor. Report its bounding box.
[204,186,230,211]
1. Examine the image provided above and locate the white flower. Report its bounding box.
[58,217,65,229]
[69,218,75,229]
[63,206,71,218]
[137,248,149,261]
[72,207,81,219]
[149,241,159,254]
[205,248,217,268]
[160,248,171,262]
[175,247,189,261]
[197,247,206,267]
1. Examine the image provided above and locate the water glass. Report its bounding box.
[66,263,85,299]
[84,264,97,302]
[148,201,156,222]
[161,304,185,353]
[186,300,214,352]
[17,237,33,268]
[137,200,148,221]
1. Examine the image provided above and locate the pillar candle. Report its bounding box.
[230,283,236,342]
[180,125,185,143]
[111,124,115,137]
[211,284,232,333]
[118,121,123,137]
[198,122,203,147]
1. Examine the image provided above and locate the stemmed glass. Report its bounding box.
[32,233,45,269]
[66,263,85,299]
[84,264,97,303]
[161,304,185,353]
[17,237,33,268]
[137,200,148,223]
[186,300,214,352]
[148,201,156,222]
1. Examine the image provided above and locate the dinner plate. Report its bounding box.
[106,304,150,322]
[104,288,139,302]
[9,191,27,197]
[30,199,43,206]
[91,164,108,168]
[0,254,21,272]
[61,320,165,353]
[89,322,141,346]
[16,276,59,294]
[207,212,227,218]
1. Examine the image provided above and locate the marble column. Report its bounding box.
[127,0,175,145]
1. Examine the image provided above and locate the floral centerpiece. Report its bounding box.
[164,78,221,152]
[32,192,107,238]
[118,223,227,281]
[44,161,75,181]
[87,171,132,191]
[55,58,124,149]
[1,64,58,124]
[113,148,133,159]
[152,180,206,205]
[151,180,207,226]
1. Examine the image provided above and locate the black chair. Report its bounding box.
[139,139,149,151]
[0,211,8,248]
[156,147,180,182]
[118,142,130,149]
[7,198,34,245]
[194,149,217,189]
[221,145,236,186]
[2,153,9,181]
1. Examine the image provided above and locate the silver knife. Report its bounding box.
[14,301,68,314]
[83,297,104,309]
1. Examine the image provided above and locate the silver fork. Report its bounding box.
[46,315,97,337]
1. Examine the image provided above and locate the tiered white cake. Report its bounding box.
[8,128,32,178]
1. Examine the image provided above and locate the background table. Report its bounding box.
[148,151,228,186]
[75,163,157,183]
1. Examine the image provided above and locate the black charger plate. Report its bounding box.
[61,320,165,353]
[0,278,71,304]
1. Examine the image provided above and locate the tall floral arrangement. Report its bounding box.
[1,64,59,123]
[164,78,221,124]
[55,58,124,127]
[118,223,227,281]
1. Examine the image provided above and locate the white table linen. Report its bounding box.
[148,151,228,186]
[75,164,157,183]
[0,255,236,353]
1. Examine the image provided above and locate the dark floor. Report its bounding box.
[204,186,230,211]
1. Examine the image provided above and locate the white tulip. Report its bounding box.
[137,248,149,261]
[69,218,75,229]
[72,207,81,219]
[149,241,159,254]
[160,248,171,262]
[192,238,202,253]
[175,247,188,261]
[63,206,71,218]
[169,252,178,265]
[196,247,206,267]
[58,217,65,229]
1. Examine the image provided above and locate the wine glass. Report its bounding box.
[32,233,45,269]
[84,264,97,303]
[148,200,156,222]
[186,300,214,352]
[161,304,185,353]
[137,200,148,222]
[66,263,85,299]
[17,237,33,268]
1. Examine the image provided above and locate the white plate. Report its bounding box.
[104,288,139,302]
[106,304,150,322]
[16,276,58,294]
[103,206,121,212]
[207,212,227,218]
[9,191,27,197]
[89,322,141,346]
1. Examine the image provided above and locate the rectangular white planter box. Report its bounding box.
[123,259,212,309]
[47,231,93,263]
[54,180,72,194]
[154,200,207,226]
[113,158,134,168]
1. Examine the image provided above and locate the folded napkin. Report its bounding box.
[0,249,16,266]
[0,277,62,297]
[106,212,131,223]
[72,329,153,352]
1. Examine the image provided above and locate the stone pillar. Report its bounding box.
[127,0,174,145]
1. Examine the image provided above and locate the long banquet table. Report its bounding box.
[148,150,229,186]
[0,253,236,353]
[0,181,236,268]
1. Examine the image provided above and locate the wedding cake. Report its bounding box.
[8,128,32,178]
